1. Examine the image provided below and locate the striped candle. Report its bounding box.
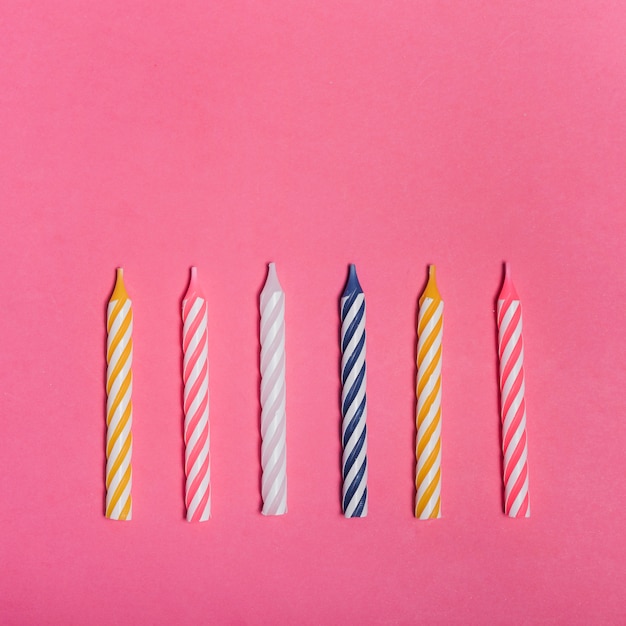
[259,263,287,516]
[182,267,211,522]
[415,265,443,519]
[497,263,530,517]
[340,264,368,517]
[105,268,133,520]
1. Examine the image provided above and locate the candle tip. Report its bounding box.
[419,265,441,304]
[188,266,199,290]
[110,267,129,301]
[262,262,282,294]
[499,262,519,301]
[343,263,363,296]
[183,266,204,302]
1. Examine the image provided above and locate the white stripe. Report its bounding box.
[187,469,211,521]
[183,309,207,371]
[341,324,364,357]
[498,301,519,337]
[187,443,210,500]
[185,375,209,431]
[342,380,366,433]
[107,354,132,414]
[344,476,367,517]
[185,410,209,468]
[342,416,367,463]
[107,301,131,347]
[340,295,365,339]
[342,357,366,401]
[107,322,132,375]
[417,356,442,412]
[503,379,525,435]
[508,473,529,518]
[343,450,367,491]
[499,320,522,370]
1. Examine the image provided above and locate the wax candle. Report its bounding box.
[340,264,368,517]
[182,267,211,522]
[259,263,287,515]
[105,268,133,520]
[415,265,443,519]
[497,263,530,517]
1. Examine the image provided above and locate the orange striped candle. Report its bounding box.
[105,268,133,520]
[415,265,443,519]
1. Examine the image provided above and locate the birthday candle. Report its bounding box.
[105,268,133,520]
[497,263,530,517]
[259,263,287,515]
[182,267,211,522]
[415,265,443,519]
[340,264,368,517]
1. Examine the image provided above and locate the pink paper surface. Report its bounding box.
[1,2,625,623]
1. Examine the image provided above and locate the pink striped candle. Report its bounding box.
[182,267,211,522]
[497,263,530,518]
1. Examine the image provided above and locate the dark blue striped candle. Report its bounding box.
[340,264,368,517]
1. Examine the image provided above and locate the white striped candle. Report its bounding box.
[105,268,133,520]
[259,263,287,516]
[415,265,443,519]
[497,263,530,518]
[182,267,211,522]
[340,264,368,518]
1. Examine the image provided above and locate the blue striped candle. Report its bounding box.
[340,264,368,517]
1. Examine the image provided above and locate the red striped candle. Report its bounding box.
[497,263,530,518]
[182,267,211,522]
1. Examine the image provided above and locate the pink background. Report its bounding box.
[1,1,625,624]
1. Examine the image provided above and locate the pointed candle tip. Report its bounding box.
[183,266,204,302]
[262,262,282,294]
[348,263,359,285]
[110,267,129,301]
[419,264,441,304]
[188,266,199,290]
[343,263,363,296]
[499,261,519,301]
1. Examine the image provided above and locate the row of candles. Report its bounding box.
[105,263,530,522]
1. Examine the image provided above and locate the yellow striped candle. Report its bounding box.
[415,265,443,519]
[105,268,133,520]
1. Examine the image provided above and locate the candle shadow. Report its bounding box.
[256,269,265,514]
[179,276,188,521]
[411,294,418,517]
[102,283,112,518]
[411,267,431,516]
[337,270,347,517]
[494,262,506,514]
